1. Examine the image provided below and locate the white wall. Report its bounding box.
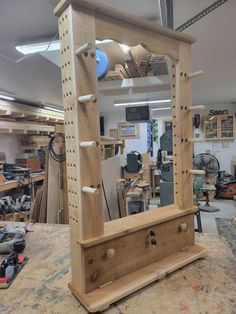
[102,111,148,154]
[0,135,21,163]
[153,103,236,174]
[194,103,236,174]
[103,103,236,174]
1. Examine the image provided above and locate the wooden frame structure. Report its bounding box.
[54,0,206,312]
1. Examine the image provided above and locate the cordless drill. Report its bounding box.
[0,226,26,254]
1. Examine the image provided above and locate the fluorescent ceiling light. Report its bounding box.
[151,107,171,111]
[96,39,113,44]
[16,39,114,55]
[0,94,16,101]
[114,99,171,107]
[16,41,60,55]
[44,106,64,113]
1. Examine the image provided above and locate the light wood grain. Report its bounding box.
[78,205,196,248]
[172,43,193,209]
[70,244,206,312]
[55,0,204,307]
[54,0,195,44]
[83,214,195,291]
[1,223,235,314]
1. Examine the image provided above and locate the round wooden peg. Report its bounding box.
[106,248,115,258]
[180,223,188,231]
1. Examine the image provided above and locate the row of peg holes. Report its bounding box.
[67,163,76,168]
[64,106,73,112]
[62,61,70,69]
[65,121,74,126]
[66,149,75,153]
[60,12,102,200]
[62,77,71,84]
[69,203,78,209]
[59,18,74,131]
[68,189,77,195]
[63,92,72,98]
[172,65,178,195]
[60,14,80,207]
[70,216,79,223]
[59,14,68,24]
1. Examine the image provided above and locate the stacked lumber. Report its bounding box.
[104,65,130,81]
[124,49,142,77]
[103,45,169,81]
[104,71,123,81]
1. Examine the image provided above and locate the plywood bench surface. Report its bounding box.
[0,222,235,314]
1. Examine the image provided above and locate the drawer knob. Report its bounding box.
[180,223,188,231]
[106,248,115,258]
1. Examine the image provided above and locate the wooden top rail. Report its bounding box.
[54,0,195,44]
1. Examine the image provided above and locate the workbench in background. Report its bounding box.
[0,223,235,314]
[0,174,44,222]
[0,174,44,194]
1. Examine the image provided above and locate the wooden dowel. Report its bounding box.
[188,105,205,111]
[189,169,206,175]
[80,141,98,148]
[188,138,204,143]
[78,94,96,104]
[106,248,115,258]
[82,186,100,195]
[75,42,93,56]
[187,70,204,79]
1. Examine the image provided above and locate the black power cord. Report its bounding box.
[102,180,112,221]
[48,133,66,162]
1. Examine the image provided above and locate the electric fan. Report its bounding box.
[193,153,220,212]
[193,153,220,178]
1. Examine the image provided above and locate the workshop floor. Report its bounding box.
[200,199,236,234]
[149,198,236,235]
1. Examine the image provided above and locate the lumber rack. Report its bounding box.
[54,0,206,312]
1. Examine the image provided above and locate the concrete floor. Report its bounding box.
[149,198,236,235]
[199,199,236,234]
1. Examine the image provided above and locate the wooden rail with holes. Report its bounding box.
[54,0,206,312]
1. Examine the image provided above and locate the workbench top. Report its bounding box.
[0,223,235,314]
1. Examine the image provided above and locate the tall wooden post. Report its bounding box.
[172,43,194,210]
[58,4,104,291]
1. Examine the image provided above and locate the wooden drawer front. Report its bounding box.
[83,213,194,292]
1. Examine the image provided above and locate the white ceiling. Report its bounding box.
[0,0,235,113]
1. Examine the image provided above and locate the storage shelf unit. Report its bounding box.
[204,114,235,140]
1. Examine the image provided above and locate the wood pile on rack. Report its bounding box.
[0,100,64,135]
[19,135,50,150]
[103,45,169,81]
